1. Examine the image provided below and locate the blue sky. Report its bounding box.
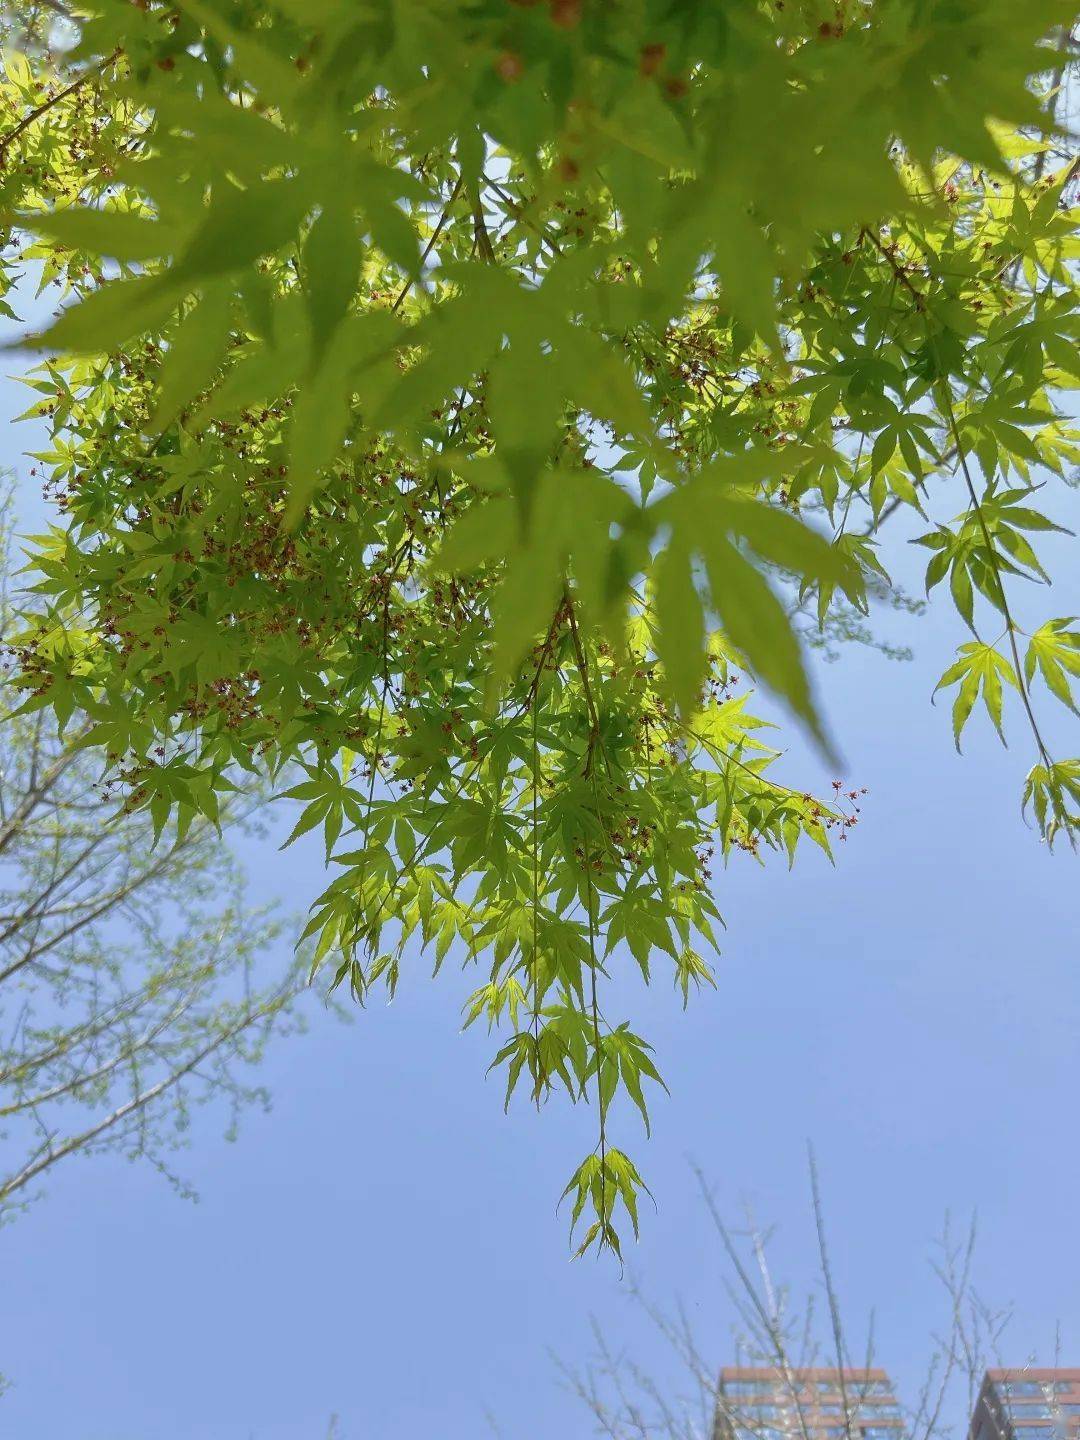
[0,294,1078,1438]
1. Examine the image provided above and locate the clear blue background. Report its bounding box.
[1,282,1078,1438]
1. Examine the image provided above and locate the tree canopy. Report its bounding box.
[1,0,1078,1256]
[0,490,305,1222]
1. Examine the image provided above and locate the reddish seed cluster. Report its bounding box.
[828,780,868,840]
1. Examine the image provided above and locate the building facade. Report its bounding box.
[713,1368,904,1440]
[969,1371,1080,1440]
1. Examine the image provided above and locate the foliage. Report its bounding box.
[0,492,307,1221]
[0,1,1077,1253]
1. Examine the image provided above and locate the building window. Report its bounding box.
[730,1405,785,1430]
[1001,1386,1076,1401]
[862,1427,898,1439]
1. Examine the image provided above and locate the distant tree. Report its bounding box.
[1,3,1078,1252]
[0,492,307,1222]
[558,1154,1047,1440]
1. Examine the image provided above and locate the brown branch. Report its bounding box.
[0,984,290,1204]
[472,188,497,262]
[0,726,90,857]
[391,171,464,313]
[481,173,565,259]
[0,47,122,161]
[859,224,925,308]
